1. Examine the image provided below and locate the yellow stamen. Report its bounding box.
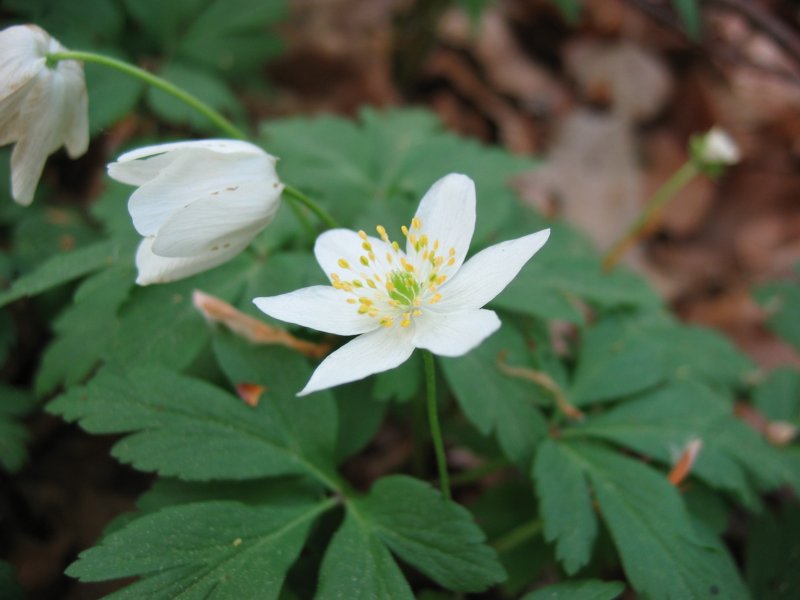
[412,309,423,317]
[346,298,357,304]
[338,258,350,269]
[412,217,422,230]
[360,256,369,267]
[358,230,367,240]
[376,225,389,241]
[380,317,393,327]
[429,293,442,305]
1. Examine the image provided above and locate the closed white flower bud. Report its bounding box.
[108,140,284,285]
[0,25,89,205]
[700,127,740,165]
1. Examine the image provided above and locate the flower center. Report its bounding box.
[329,217,456,328]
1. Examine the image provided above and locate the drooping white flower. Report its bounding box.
[108,139,283,285]
[0,25,89,205]
[254,173,550,396]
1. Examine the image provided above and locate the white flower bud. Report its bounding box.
[701,127,740,165]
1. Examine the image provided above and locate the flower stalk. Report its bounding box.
[423,350,451,500]
[47,50,247,140]
[283,184,340,230]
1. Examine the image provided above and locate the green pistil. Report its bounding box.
[389,271,420,306]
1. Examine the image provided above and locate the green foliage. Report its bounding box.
[0,561,23,600]
[754,368,800,424]
[755,274,800,351]
[521,579,625,600]
[745,504,800,599]
[0,386,35,472]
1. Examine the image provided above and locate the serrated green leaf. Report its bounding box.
[67,499,333,599]
[533,438,597,574]
[754,278,800,350]
[47,364,334,484]
[0,239,120,308]
[754,367,800,424]
[572,381,793,508]
[36,265,134,395]
[317,511,414,600]
[521,579,625,600]
[568,440,749,600]
[440,323,548,467]
[353,475,506,592]
[0,386,35,472]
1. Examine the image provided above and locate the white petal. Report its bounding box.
[413,309,500,356]
[58,60,89,159]
[411,173,476,273]
[115,139,270,162]
[134,236,245,285]
[0,26,48,100]
[151,180,281,257]
[314,228,397,283]
[298,327,415,396]
[254,286,377,336]
[434,229,551,312]
[120,146,279,236]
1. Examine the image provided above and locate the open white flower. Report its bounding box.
[0,25,89,205]
[254,173,550,396]
[108,139,283,285]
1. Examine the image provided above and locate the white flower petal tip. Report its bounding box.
[110,140,283,285]
[0,25,89,205]
[702,127,740,165]
[254,173,551,395]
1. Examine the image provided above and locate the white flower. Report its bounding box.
[699,127,740,165]
[254,173,550,396]
[0,25,89,205]
[108,139,284,285]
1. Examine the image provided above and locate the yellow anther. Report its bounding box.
[412,217,422,230]
[368,308,378,317]
[358,306,369,315]
[346,298,357,304]
[433,240,440,250]
[392,241,400,252]
[386,252,393,264]
[409,234,417,246]
[419,234,428,247]
[362,241,372,252]
[413,309,423,317]
[331,273,341,282]
[380,317,394,328]
[402,260,415,273]
[374,273,382,281]
[429,293,442,305]
[358,297,372,305]
[360,256,369,267]
[366,279,377,289]
[389,299,399,307]
[447,257,455,266]
[386,281,395,292]
[401,314,411,327]
[423,250,429,260]
[401,225,409,237]
[352,280,363,288]
[435,256,444,267]
[376,225,389,241]
[358,230,367,240]
[449,247,456,256]
[368,251,375,261]
[338,258,350,269]
[436,275,447,285]
[413,297,421,307]
[340,282,353,292]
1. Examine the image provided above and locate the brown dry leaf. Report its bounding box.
[192,290,329,358]
[667,438,703,486]
[236,383,266,407]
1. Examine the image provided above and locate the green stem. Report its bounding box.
[46,50,247,140]
[603,160,699,270]
[283,185,339,230]
[423,350,451,500]
[492,519,543,554]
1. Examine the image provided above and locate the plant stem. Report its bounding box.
[423,350,451,500]
[492,519,543,554]
[283,185,339,230]
[602,160,699,271]
[46,50,247,140]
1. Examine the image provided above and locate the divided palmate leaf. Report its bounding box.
[755,278,800,351]
[67,498,332,599]
[566,440,749,600]
[573,381,795,508]
[440,323,548,468]
[320,476,505,594]
[533,438,598,574]
[47,359,337,483]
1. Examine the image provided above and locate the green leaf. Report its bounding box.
[573,381,793,507]
[440,323,548,467]
[533,438,597,574]
[147,62,242,133]
[333,381,388,462]
[569,314,664,406]
[0,386,35,472]
[0,239,120,308]
[0,561,23,600]
[372,351,422,403]
[262,108,535,245]
[672,0,702,39]
[67,499,332,598]
[521,579,625,600]
[47,364,334,484]
[745,504,800,600]
[568,440,749,600]
[754,367,800,424]
[317,511,414,600]
[36,264,134,395]
[551,0,583,25]
[755,277,800,350]
[351,475,505,592]
[85,55,145,134]
[496,254,660,324]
